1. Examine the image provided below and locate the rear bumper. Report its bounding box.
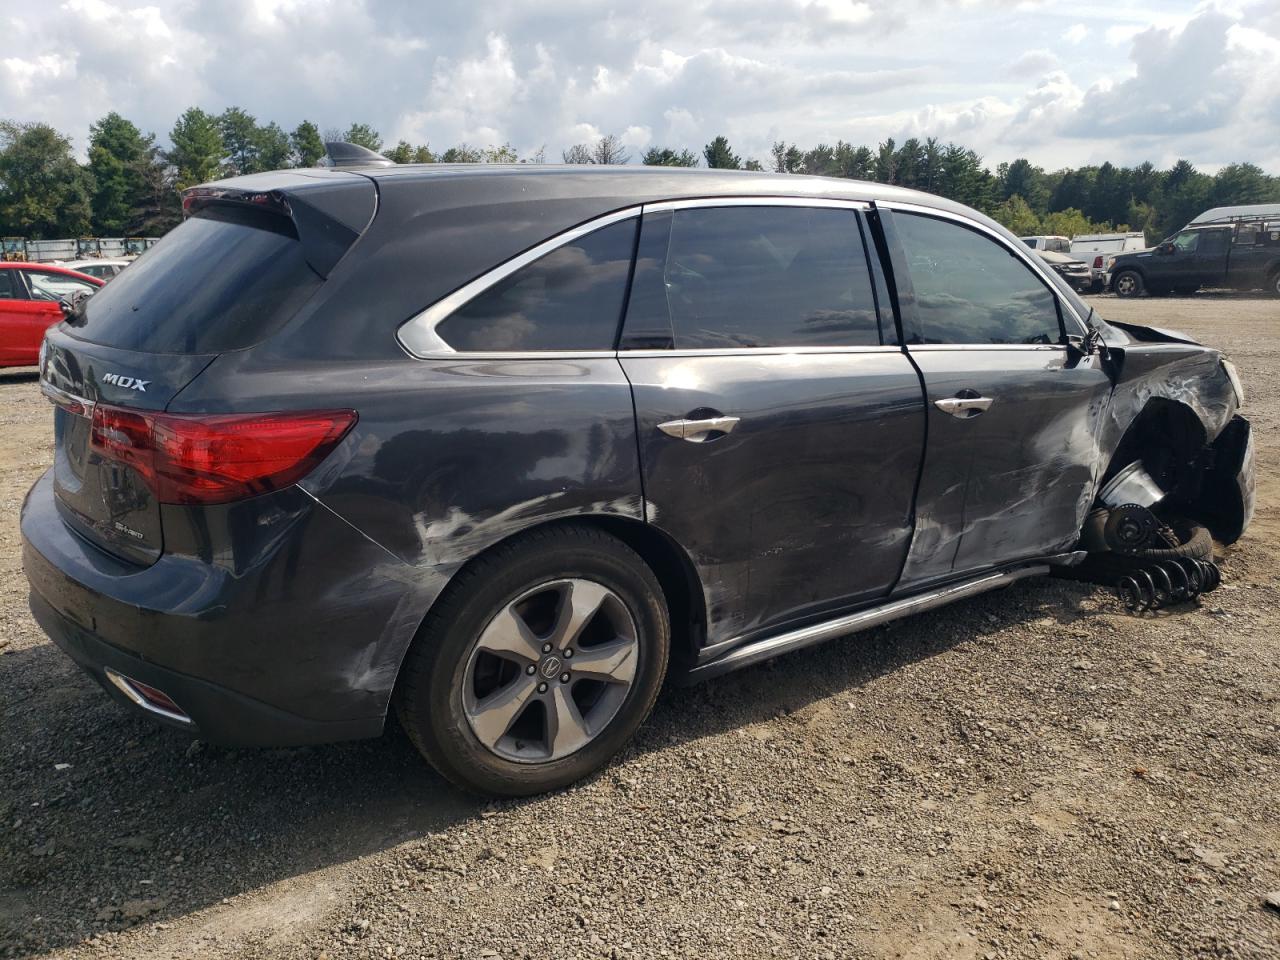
[21,468,427,746]
[28,587,382,745]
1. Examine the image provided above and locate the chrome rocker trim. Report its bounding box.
[687,563,1050,681]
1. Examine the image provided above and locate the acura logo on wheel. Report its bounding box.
[540,656,563,679]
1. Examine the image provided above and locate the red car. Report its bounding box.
[0,263,104,368]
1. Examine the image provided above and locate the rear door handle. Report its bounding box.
[934,397,994,419]
[657,416,741,442]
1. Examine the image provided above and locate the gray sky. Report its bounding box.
[3,0,1277,172]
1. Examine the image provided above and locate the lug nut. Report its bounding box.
[537,682,548,693]
[526,664,536,675]
[560,672,571,683]
[564,648,573,658]
[542,643,553,654]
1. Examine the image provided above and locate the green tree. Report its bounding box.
[219,107,259,175]
[440,144,482,163]
[343,123,382,151]
[252,122,291,172]
[483,143,519,163]
[0,121,93,239]
[643,147,699,167]
[771,141,803,173]
[168,108,224,188]
[87,112,149,234]
[874,139,897,183]
[999,157,1049,213]
[129,141,181,235]
[1210,163,1279,207]
[990,194,1041,235]
[290,120,325,166]
[413,145,437,163]
[703,135,740,169]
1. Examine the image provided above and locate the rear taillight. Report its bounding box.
[1093,256,1104,268]
[90,406,357,505]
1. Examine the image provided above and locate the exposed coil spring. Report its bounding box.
[1114,557,1222,614]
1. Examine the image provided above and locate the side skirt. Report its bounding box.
[684,563,1050,682]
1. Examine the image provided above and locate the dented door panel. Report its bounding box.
[897,346,1113,587]
[622,351,925,649]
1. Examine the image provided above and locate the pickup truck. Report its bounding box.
[1109,220,1280,297]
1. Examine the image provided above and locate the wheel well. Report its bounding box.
[574,515,707,668]
[406,515,708,674]
[1103,398,1207,506]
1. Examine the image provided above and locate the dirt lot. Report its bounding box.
[2,294,1278,960]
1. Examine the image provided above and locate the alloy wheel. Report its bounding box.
[462,578,639,763]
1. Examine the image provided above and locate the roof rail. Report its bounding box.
[321,141,395,169]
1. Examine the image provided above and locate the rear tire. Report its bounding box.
[1113,270,1144,298]
[1270,271,1280,298]
[394,524,670,796]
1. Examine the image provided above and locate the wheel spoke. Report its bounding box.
[569,638,637,685]
[550,580,611,650]
[475,605,543,664]
[546,685,592,758]
[466,674,538,750]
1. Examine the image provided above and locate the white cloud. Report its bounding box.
[0,0,1273,174]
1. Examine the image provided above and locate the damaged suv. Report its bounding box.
[22,158,1255,796]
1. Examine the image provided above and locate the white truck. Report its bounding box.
[1069,232,1148,291]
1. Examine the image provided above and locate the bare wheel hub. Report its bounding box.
[462,578,638,763]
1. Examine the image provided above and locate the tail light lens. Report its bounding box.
[1093,256,1104,268]
[91,406,357,505]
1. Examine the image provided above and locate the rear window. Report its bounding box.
[68,209,321,354]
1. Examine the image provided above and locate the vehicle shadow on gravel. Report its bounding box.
[1,577,1102,956]
[0,370,39,386]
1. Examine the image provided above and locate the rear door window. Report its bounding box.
[896,212,1063,345]
[434,218,637,352]
[0,271,20,299]
[626,205,885,349]
[69,208,322,354]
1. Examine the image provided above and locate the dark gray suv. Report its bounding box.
[22,158,1254,795]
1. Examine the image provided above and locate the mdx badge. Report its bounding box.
[102,373,150,392]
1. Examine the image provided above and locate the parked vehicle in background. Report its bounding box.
[0,263,103,367]
[21,159,1254,796]
[1035,249,1092,292]
[1,237,161,264]
[1188,203,1280,228]
[62,259,131,281]
[1020,235,1071,253]
[1069,232,1147,291]
[1110,216,1280,297]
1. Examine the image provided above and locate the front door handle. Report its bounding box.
[657,416,741,442]
[934,396,993,419]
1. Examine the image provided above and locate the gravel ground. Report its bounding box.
[2,294,1278,960]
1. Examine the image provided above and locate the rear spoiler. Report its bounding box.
[181,174,376,277]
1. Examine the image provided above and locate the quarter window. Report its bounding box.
[896,213,1062,345]
[633,205,883,349]
[434,218,638,352]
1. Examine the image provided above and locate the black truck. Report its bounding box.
[1110,214,1280,297]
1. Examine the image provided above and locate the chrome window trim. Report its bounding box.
[397,196,878,361]
[396,205,645,359]
[620,345,902,359]
[905,343,1066,352]
[643,196,871,214]
[880,200,1090,336]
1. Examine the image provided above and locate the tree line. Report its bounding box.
[1,108,1277,243]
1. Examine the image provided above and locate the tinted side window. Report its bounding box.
[435,218,638,352]
[654,206,882,349]
[0,271,18,299]
[896,213,1062,345]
